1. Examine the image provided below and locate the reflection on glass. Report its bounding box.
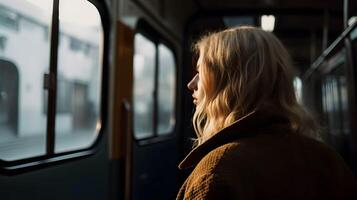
[293,77,302,104]
[0,0,52,160]
[133,34,156,139]
[324,76,341,135]
[339,76,350,136]
[321,65,350,157]
[157,44,176,135]
[55,0,103,153]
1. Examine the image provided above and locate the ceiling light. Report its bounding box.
[261,15,275,32]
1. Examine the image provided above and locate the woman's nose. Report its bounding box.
[187,74,198,91]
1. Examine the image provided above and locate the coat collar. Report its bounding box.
[179,109,291,169]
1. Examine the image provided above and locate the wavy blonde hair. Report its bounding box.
[192,26,319,146]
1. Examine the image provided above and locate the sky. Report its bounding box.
[25,0,101,27]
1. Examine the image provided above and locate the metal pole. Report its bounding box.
[322,9,329,50]
[310,30,316,64]
[344,0,348,28]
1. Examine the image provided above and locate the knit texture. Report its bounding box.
[177,111,357,200]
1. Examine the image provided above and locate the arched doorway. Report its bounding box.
[0,59,19,137]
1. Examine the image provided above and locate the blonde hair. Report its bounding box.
[192,26,319,146]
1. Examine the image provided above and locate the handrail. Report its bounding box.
[303,21,357,80]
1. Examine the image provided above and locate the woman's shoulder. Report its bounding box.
[193,141,241,174]
[195,132,352,175]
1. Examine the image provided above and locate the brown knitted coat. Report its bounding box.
[177,111,357,200]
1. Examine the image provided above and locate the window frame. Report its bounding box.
[133,20,178,145]
[0,0,111,175]
[305,23,357,168]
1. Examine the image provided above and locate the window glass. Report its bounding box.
[55,0,103,153]
[133,34,156,139]
[223,16,255,28]
[293,77,302,104]
[325,76,341,136]
[157,44,176,135]
[321,65,350,157]
[0,0,52,161]
[339,75,350,136]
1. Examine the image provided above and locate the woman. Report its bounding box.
[177,26,357,200]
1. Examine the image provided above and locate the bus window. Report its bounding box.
[133,25,177,141]
[55,0,103,153]
[0,0,53,161]
[133,33,156,139]
[0,0,105,163]
[157,43,176,135]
